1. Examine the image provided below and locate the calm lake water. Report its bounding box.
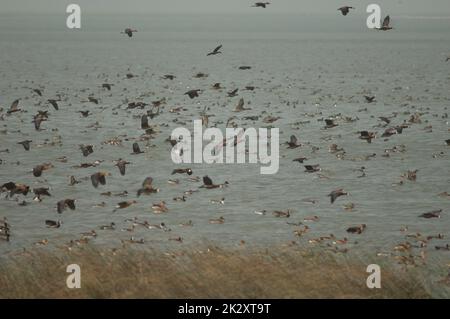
[0,12,449,295]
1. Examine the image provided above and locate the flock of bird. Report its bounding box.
[0,3,450,285]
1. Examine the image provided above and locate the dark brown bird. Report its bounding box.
[121,28,137,37]
[162,74,176,80]
[79,110,91,117]
[286,135,301,148]
[141,114,150,129]
[292,157,307,163]
[347,224,366,234]
[115,159,130,176]
[57,199,76,214]
[80,144,94,157]
[48,99,59,110]
[88,97,99,104]
[137,177,159,196]
[328,188,348,204]
[359,131,376,143]
[90,172,110,188]
[102,83,113,90]
[338,6,354,16]
[114,200,137,211]
[239,66,252,70]
[33,111,48,130]
[33,89,43,96]
[33,163,53,177]
[382,126,403,137]
[200,176,228,189]
[228,88,239,97]
[304,165,320,173]
[1,182,30,196]
[325,119,337,129]
[46,220,62,228]
[7,99,21,114]
[212,83,222,90]
[184,89,201,99]
[364,95,376,103]
[172,168,193,175]
[252,2,270,8]
[18,140,32,151]
[131,142,144,154]
[207,44,223,56]
[233,98,251,112]
[33,187,51,197]
[419,209,442,219]
[69,176,81,186]
[377,15,393,31]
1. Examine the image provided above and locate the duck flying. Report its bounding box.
[286,135,301,149]
[328,188,348,204]
[338,6,354,16]
[172,168,193,175]
[90,172,109,188]
[57,199,76,214]
[79,144,94,157]
[7,99,21,114]
[17,140,32,151]
[47,99,59,110]
[46,220,62,228]
[207,45,223,56]
[122,28,137,37]
[131,142,144,155]
[377,15,393,31]
[137,177,159,196]
[200,176,228,189]
[252,2,270,8]
[184,89,201,99]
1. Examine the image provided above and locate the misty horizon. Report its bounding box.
[1,0,450,17]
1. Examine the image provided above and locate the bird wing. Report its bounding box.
[33,117,41,130]
[203,176,213,186]
[91,174,99,188]
[360,131,369,137]
[1,182,16,191]
[133,143,141,153]
[66,199,76,210]
[141,115,149,129]
[236,98,244,110]
[57,200,66,214]
[329,192,337,204]
[290,135,297,145]
[117,162,126,175]
[98,174,106,185]
[382,15,390,27]
[142,177,153,188]
[213,45,222,53]
[45,220,56,226]
[9,99,19,111]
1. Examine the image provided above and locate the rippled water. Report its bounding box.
[1,13,450,290]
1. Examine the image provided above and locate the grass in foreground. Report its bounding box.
[0,245,431,298]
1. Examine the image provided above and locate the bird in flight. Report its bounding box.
[207,45,223,56]
[252,2,270,8]
[337,6,355,16]
[121,28,138,37]
[377,15,393,31]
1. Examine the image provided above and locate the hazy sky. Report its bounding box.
[2,0,450,16]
